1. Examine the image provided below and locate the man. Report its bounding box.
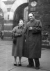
[23,13,42,69]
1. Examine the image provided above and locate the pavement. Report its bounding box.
[0,38,50,71]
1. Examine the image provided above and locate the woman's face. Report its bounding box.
[19,20,23,26]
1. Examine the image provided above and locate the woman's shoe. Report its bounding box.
[18,64,22,66]
[18,62,22,66]
[14,62,17,66]
[14,63,17,66]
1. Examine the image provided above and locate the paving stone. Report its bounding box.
[0,40,50,71]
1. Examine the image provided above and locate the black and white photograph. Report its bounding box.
[0,0,50,71]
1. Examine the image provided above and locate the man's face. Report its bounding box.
[29,15,35,21]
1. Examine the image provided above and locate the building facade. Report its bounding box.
[0,0,50,37]
[0,0,28,37]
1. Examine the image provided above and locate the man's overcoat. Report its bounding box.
[23,20,42,58]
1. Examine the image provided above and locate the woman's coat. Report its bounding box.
[12,26,25,57]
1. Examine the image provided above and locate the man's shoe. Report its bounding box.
[27,64,34,67]
[35,61,40,69]
[35,66,40,69]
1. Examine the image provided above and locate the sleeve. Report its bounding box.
[32,20,42,34]
[12,26,18,38]
[37,20,42,31]
[35,20,42,34]
[38,20,42,28]
[12,27,16,33]
[23,22,28,33]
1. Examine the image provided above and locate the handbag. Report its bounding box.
[13,38,17,44]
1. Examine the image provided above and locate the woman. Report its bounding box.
[12,19,25,66]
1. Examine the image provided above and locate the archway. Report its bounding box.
[13,3,28,27]
[0,1,7,19]
[11,0,28,12]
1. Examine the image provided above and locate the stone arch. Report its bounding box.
[0,1,7,19]
[11,0,28,12]
[13,3,28,27]
[0,1,7,13]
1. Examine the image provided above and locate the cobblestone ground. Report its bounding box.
[0,38,50,71]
